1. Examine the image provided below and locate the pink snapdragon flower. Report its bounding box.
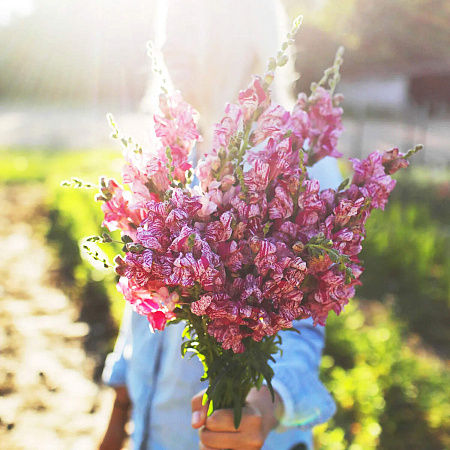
[351,152,396,210]
[381,147,409,174]
[101,179,146,239]
[252,104,289,144]
[212,103,243,151]
[285,103,310,150]
[117,277,176,331]
[296,179,325,227]
[238,76,268,122]
[154,91,201,182]
[292,87,344,165]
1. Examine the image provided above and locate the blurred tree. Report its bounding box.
[285,0,450,92]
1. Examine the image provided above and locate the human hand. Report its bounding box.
[191,386,284,450]
[98,386,130,450]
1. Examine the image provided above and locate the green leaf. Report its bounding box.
[284,327,301,336]
[337,178,350,192]
[266,376,275,403]
[327,248,340,263]
[207,399,214,417]
[233,389,243,429]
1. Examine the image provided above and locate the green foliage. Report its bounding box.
[359,171,450,354]
[316,300,450,450]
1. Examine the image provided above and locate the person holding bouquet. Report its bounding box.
[99,1,342,449]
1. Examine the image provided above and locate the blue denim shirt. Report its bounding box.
[102,157,341,450]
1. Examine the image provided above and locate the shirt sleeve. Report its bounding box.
[102,304,133,387]
[270,319,336,431]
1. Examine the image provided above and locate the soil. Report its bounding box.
[0,185,114,450]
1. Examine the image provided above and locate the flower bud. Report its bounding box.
[126,243,145,254]
[268,57,277,71]
[211,156,221,171]
[292,241,304,254]
[102,232,113,243]
[95,194,106,202]
[220,175,236,191]
[263,71,275,87]
[277,55,289,67]
[249,236,262,254]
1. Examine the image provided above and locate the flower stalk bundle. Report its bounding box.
[66,17,421,428]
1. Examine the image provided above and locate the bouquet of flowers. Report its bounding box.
[65,17,421,428]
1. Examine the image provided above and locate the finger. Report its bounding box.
[191,389,207,412]
[200,427,264,450]
[192,389,209,429]
[206,406,262,432]
[198,444,216,450]
[192,403,209,429]
[205,408,236,432]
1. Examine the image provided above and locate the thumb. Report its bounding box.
[191,389,209,429]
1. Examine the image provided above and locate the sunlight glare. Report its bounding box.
[0,0,34,25]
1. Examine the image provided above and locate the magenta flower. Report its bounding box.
[244,159,270,192]
[155,91,200,148]
[205,211,234,244]
[101,180,146,237]
[333,228,363,256]
[217,240,245,272]
[118,277,177,331]
[286,104,309,149]
[191,293,213,316]
[254,240,277,276]
[269,185,294,219]
[253,105,289,144]
[238,76,268,122]
[381,147,409,174]
[333,197,365,228]
[305,87,344,164]
[249,138,295,182]
[296,179,325,227]
[208,319,247,353]
[212,103,243,151]
[351,152,396,210]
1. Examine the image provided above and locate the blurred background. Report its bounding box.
[0,0,448,449]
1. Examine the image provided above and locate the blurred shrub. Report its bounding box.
[316,301,450,450]
[358,171,450,355]
[46,185,123,378]
[0,148,125,377]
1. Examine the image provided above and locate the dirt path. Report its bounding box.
[0,185,114,450]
